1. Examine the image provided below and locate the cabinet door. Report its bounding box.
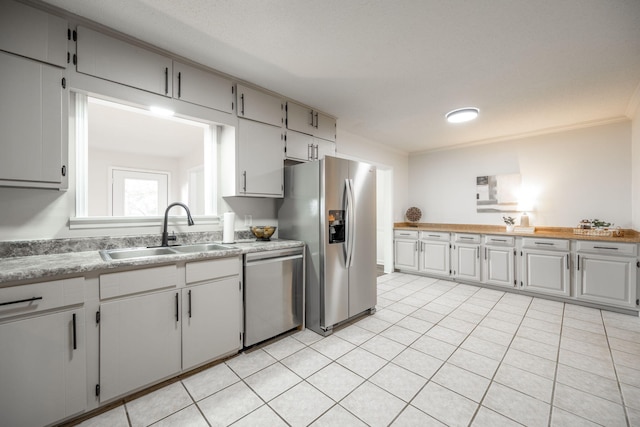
[285,130,313,161]
[315,138,336,160]
[237,119,283,197]
[483,246,515,288]
[576,254,637,308]
[100,291,181,402]
[286,101,314,135]
[521,250,570,297]
[236,84,282,127]
[453,244,481,281]
[77,26,172,96]
[315,112,336,142]
[0,309,86,427]
[0,1,67,68]
[173,61,233,113]
[394,239,418,271]
[182,278,241,370]
[0,51,66,188]
[419,240,450,277]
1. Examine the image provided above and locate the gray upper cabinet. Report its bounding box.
[0,1,67,68]
[76,26,173,96]
[286,101,336,142]
[173,61,233,113]
[0,51,67,189]
[236,119,284,197]
[236,84,283,127]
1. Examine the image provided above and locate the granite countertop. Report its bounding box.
[0,239,304,287]
[394,223,640,243]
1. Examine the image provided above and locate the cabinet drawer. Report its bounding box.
[394,230,418,239]
[576,241,637,257]
[522,238,569,251]
[100,265,177,299]
[484,235,515,246]
[186,256,240,284]
[420,231,450,241]
[0,277,84,321]
[454,233,481,244]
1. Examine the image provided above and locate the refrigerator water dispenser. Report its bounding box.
[328,210,345,244]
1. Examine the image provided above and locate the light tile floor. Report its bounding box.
[75,273,640,427]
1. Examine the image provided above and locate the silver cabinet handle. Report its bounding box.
[534,242,555,246]
[242,171,247,192]
[593,246,618,250]
[309,110,314,126]
[577,254,580,271]
[484,247,487,260]
[240,94,245,115]
[177,71,182,98]
[308,144,313,160]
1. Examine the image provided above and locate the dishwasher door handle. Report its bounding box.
[245,254,303,267]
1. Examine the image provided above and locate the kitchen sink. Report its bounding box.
[102,247,176,260]
[100,243,235,261]
[171,243,232,253]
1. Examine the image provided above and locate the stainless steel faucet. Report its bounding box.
[161,202,194,246]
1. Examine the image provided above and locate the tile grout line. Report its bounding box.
[467,289,534,426]
[601,309,632,427]
[545,300,566,427]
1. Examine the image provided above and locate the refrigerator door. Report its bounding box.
[348,159,377,316]
[321,156,350,328]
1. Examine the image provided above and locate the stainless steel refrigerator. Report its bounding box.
[278,156,377,336]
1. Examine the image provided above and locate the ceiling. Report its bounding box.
[42,0,640,154]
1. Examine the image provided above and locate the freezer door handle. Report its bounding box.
[345,178,356,268]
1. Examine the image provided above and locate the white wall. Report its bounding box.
[632,107,640,229]
[88,149,183,216]
[337,128,409,220]
[409,121,632,228]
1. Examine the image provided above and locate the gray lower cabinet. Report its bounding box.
[99,289,182,402]
[394,230,419,271]
[419,232,451,277]
[98,258,242,402]
[394,229,639,313]
[0,278,86,427]
[520,238,571,298]
[482,235,516,288]
[452,234,481,282]
[182,257,242,370]
[575,241,638,309]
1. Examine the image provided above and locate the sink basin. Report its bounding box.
[100,243,235,261]
[171,243,232,253]
[100,247,177,261]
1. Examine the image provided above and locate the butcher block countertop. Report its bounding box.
[394,223,640,243]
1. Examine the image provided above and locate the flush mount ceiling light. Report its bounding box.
[446,107,479,123]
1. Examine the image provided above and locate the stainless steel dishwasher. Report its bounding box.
[243,247,304,347]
